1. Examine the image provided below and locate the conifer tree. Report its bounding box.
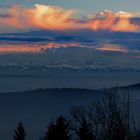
[14,123,26,140]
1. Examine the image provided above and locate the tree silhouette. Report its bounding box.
[13,123,26,140]
[70,88,140,140]
[43,116,71,140]
[71,106,97,140]
[76,120,95,140]
[12,89,140,140]
[94,89,134,140]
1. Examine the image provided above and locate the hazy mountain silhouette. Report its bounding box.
[0,83,140,140]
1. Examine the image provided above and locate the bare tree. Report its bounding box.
[71,106,97,140]
[71,88,140,140]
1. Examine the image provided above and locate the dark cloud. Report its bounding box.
[0,14,11,18]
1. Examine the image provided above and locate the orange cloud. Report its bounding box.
[8,5,24,28]
[0,5,140,32]
[0,4,78,30]
[88,10,139,32]
[96,43,128,53]
[0,4,86,30]
[88,10,115,31]
[24,4,78,30]
[0,5,24,28]
[111,17,137,32]
[0,42,78,53]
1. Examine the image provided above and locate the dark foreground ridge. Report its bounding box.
[0,83,140,140]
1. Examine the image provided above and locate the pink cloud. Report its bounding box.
[0,42,78,53]
[88,10,139,32]
[0,5,140,32]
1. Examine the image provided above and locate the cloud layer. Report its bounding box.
[88,10,140,32]
[0,42,78,53]
[0,4,140,32]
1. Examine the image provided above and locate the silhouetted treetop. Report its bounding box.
[13,123,26,140]
[44,116,71,140]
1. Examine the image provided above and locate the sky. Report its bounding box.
[0,0,139,64]
[0,0,140,33]
[1,0,140,14]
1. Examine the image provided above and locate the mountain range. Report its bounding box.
[0,82,140,140]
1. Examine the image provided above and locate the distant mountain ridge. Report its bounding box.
[1,82,140,95]
[0,88,97,95]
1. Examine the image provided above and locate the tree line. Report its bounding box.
[14,89,140,140]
